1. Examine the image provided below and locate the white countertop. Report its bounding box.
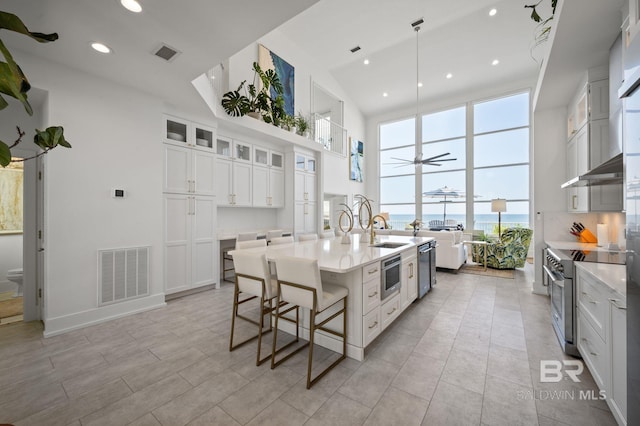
[545,240,623,252]
[218,229,292,241]
[230,234,434,273]
[576,262,626,297]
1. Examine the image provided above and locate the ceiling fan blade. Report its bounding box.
[425,158,457,163]
[422,152,451,162]
[422,162,442,166]
[389,157,414,163]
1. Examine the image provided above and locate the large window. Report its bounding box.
[379,91,530,234]
[473,92,530,234]
[379,118,416,230]
[422,106,466,227]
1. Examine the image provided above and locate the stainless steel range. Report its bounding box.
[544,246,626,357]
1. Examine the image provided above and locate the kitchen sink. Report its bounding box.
[372,242,409,249]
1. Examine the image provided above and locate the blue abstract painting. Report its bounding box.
[258,44,294,116]
[350,138,364,182]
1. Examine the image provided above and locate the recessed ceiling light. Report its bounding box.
[489,8,497,16]
[383,92,388,97]
[446,73,453,79]
[492,59,500,66]
[121,0,142,13]
[91,42,112,54]
[363,59,370,65]
[418,82,423,87]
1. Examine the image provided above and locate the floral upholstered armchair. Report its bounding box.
[472,228,533,269]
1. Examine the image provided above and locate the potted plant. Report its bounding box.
[221,62,285,125]
[295,114,310,137]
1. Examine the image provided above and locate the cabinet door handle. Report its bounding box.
[387,307,397,316]
[368,291,378,298]
[572,195,577,210]
[304,203,308,215]
[191,197,196,215]
[609,298,627,310]
[409,263,414,278]
[368,321,378,329]
[368,268,378,275]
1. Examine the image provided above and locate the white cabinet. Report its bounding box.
[294,152,318,234]
[567,127,589,212]
[164,115,214,152]
[252,147,284,208]
[380,293,401,331]
[215,157,252,207]
[401,251,418,311]
[362,263,381,347]
[295,200,317,234]
[164,145,215,196]
[252,166,284,208]
[610,297,627,425]
[576,266,627,426]
[164,194,217,294]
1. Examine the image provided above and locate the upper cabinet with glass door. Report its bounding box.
[254,146,284,169]
[295,153,316,173]
[216,136,252,163]
[164,115,214,152]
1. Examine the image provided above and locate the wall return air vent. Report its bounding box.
[99,246,149,305]
[153,43,181,62]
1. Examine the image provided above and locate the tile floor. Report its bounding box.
[0,264,618,425]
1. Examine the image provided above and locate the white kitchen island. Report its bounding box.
[232,234,434,361]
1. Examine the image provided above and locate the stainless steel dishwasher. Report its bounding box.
[418,240,437,298]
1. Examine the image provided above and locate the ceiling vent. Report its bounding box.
[350,46,361,53]
[153,43,181,62]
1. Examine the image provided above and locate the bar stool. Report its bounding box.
[271,256,348,389]
[222,232,258,283]
[266,229,283,244]
[298,234,318,242]
[229,250,285,365]
[270,236,294,245]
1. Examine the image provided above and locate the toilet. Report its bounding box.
[7,268,23,298]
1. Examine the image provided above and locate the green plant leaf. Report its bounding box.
[0,41,33,115]
[33,126,71,150]
[0,93,8,110]
[0,141,11,167]
[221,90,249,116]
[0,12,58,43]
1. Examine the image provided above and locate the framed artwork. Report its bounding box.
[350,137,364,182]
[258,44,295,116]
[0,161,23,234]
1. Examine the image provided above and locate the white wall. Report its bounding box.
[13,50,199,334]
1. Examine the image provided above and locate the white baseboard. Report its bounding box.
[43,293,166,338]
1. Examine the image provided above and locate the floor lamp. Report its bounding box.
[491,198,507,239]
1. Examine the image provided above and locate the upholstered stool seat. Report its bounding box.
[271,256,348,389]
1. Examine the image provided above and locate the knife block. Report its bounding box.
[578,228,598,243]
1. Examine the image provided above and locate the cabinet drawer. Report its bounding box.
[363,278,380,314]
[363,262,380,283]
[577,272,609,341]
[380,293,401,331]
[577,311,609,390]
[363,308,381,347]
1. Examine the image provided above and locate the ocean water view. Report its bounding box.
[386,214,530,234]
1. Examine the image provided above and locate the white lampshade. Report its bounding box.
[491,198,507,213]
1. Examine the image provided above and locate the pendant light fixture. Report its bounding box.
[387,18,456,168]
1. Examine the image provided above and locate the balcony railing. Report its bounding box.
[312,113,347,156]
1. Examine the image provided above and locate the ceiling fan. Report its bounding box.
[387,152,457,167]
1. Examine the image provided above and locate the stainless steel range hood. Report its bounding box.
[561,153,623,188]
